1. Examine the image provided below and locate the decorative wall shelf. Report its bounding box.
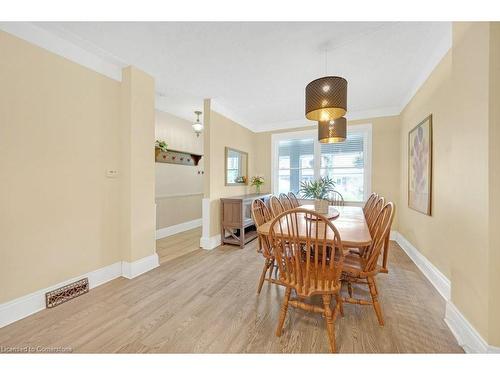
[155,148,203,166]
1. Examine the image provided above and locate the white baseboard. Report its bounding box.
[0,253,159,328]
[444,301,490,353]
[200,234,221,250]
[121,253,159,279]
[156,218,202,240]
[0,260,122,328]
[390,230,450,300]
[391,230,500,353]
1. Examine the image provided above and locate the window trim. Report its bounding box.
[271,124,372,204]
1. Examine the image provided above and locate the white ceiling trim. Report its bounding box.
[0,22,123,81]
[1,22,451,134]
[398,26,452,113]
[253,106,401,133]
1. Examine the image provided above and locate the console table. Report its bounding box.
[220,193,271,248]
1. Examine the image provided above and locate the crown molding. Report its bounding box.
[0,22,123,81]
[252,106,401,133]
[398,26,452,113]
[1,22,451,134]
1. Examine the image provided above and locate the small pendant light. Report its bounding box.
[305,48,347,122]
[192,110,203,137]
[318,117,347,143]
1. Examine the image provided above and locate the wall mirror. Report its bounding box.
[225,147,248,186]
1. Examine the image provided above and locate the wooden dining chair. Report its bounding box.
[341,202,395,326]
[269,195,285,217]
[269,208,345,353]
[251,199,280,294]
[287,192,300,208]
[279,193,293,210]
[367,196,385,234]
[329,190,345,206]
[363,193,377,214]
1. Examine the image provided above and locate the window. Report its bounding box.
[320,132,365,202]
[272,125,371,203]
[277,139,314,194]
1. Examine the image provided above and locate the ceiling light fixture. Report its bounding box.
[318,117,347,143]
[192,110,203,137]
[305,48,347,122]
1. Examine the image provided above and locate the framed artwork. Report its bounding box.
[408,114,432,215]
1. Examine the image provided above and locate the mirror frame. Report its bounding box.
[224,147,249,186]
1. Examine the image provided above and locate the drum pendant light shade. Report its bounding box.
[318,117,347,143]
[305,76,347,121]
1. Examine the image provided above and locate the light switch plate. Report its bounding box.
[106,169,119,178]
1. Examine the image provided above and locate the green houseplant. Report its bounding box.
[155,139,168,157]
[299,176,336,213]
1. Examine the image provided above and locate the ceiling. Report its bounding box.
[33,22,451,132]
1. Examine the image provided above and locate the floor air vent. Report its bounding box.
[45,278,89,308]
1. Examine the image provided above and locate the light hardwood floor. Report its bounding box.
[0,228,463,353]
[156,227,202,264]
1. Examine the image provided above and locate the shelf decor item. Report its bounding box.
[155,148,203,166]
[299,176,336,214]
[408,114,433,215]
[155,139,168,157]
[250,176,265,194]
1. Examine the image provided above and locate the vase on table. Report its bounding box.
[314,199,329,214]
[255,185,261,194]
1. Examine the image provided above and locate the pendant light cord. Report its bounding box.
[324,48,328,76]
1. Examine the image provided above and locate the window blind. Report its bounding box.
[278,138,314,194]
[320,132,365,201]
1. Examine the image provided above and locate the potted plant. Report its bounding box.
[155,139,168,157]
[250,176,265,194]
[299,177,336,213]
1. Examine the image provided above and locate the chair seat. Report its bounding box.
[341,253,366,277]
[280,259,341,297]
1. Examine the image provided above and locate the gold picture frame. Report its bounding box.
[408,114,433,215]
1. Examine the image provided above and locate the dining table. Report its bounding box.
[257,204,372,249]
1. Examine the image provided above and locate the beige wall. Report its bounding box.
[155,110,203,229]
[254,117,401,227]
[488,22,500,347]
[120,66,156,262]
[398,51,456,279]
[156,194,203,228]
[0,31,122,303]
[398,23,500,345]
[0,31,156,303]
[489,22,500,347]
[203,107,257,237]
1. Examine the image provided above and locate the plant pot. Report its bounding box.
[155,147,161,158]
[314,199,329,214]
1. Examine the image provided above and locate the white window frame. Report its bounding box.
[271,124,372,204]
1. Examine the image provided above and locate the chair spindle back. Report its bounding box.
[251,199,273,258]
[269,196,285,217]
[367,197,385,233]
[328,191,345,206]
[269,208,345,297]
[279,193,293,210]
[362,202,395,272]
[363,193,378,214]
[287,192,301,208]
